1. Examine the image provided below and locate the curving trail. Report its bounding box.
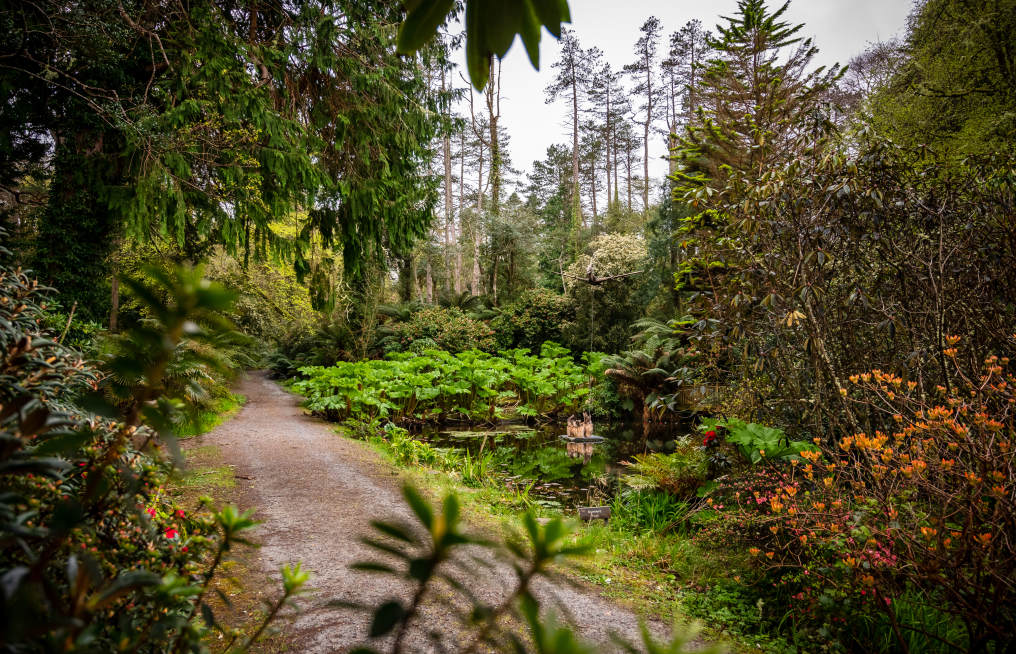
[192,371,676,653]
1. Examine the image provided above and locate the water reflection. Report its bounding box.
[415,422,691,510]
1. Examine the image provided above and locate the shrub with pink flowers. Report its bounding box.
[699,340,1016,652]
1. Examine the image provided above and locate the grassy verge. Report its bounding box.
[174,392,246,439]
[336,421,792,653]
[167,397,291,653]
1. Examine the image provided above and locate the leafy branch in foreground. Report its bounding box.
[0,247,304,652]
[348,484,724,654]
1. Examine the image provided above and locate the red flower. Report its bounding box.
[164,528,179,539]
[175,509,185,518]
[146,507,156,518]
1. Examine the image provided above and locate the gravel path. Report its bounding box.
[194,371,672,653]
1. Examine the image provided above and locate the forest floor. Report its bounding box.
[183,371,683,653]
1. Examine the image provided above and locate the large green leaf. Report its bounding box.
[397,0,572,89]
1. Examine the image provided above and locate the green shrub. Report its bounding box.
[377,306,495,354]
[699,418,817,465]
[490,288,575,351]
[610,489,695,535]
[622,440,709,498]
[0,254,302,650]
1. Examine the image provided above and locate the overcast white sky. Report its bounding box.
[452,0,915,196]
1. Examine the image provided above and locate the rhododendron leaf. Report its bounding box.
[370,520,415,543]
[403,485,433,530]
[350,562,398,575]
[368,600,405,637]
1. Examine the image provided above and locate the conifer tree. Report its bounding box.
[662,20,711,174]
[588,57,625,210]
[545,28,591,249]
[674,0,842,190]
[624,17,663,213]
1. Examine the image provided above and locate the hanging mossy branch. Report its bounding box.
[398,0,571,89]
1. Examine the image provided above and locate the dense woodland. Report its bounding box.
[1,0,1015,652]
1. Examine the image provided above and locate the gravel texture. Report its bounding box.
[196,371,675,653]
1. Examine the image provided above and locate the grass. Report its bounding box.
[174,392,246,439]
[335,421,779,653]
[168,397,292,653]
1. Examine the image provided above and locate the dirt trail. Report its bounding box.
[193,372,672,653]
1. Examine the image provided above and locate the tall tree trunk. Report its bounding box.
[109,275,119,333]
[605,85,612,209]
[613,123,620,205]
[590,160,598,227]
[667,71,678,176]
[472,220,482,295]
[570,66,581,251]
[474,141,483,295]
[626,143,633,212]
[487,59,501,217]
[642,51,652,212]
[425,258,433,302]
[490,254,498,305]
[457,130,465,294]
[442,69,454,293]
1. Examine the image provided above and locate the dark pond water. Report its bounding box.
[415,422,693,510]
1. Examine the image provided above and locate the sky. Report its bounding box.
[452,0,915,195]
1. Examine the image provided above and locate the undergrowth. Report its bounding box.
[175,393,246,438]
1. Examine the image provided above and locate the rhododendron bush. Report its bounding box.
[701,338,1015,652]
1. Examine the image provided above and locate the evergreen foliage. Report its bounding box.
[866,0,1016,152]
[0,238,303,651]
[673,0,842,187]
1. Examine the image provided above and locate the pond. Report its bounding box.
[415,421,693,511]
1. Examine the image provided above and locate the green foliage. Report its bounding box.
[293,342,595,424]
[564,233,652,354]
[490,288,575,351]
[622,441,708,497]
[397,0,572,89]
[377,306,496,354]
[610,490,695,536]
[204,251,318,345]
[350,484,717,653]
[32,143,120,323]
[865,0,1016,153]
[39,298,105,351]
[379,424,450,467]
[672,0,842,188]
[699,418,815,465]
[676,132,1016,437]
[602,317,700,420]
[4,1,444,320]
[0,243,300,650]
[173,393,245,439]
[95,264,252,438]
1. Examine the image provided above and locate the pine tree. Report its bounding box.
[588,57,625,210]
[674,0,843,189]
[662,20,711,174]
[545,28,591,251]
[624,17,663,213]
